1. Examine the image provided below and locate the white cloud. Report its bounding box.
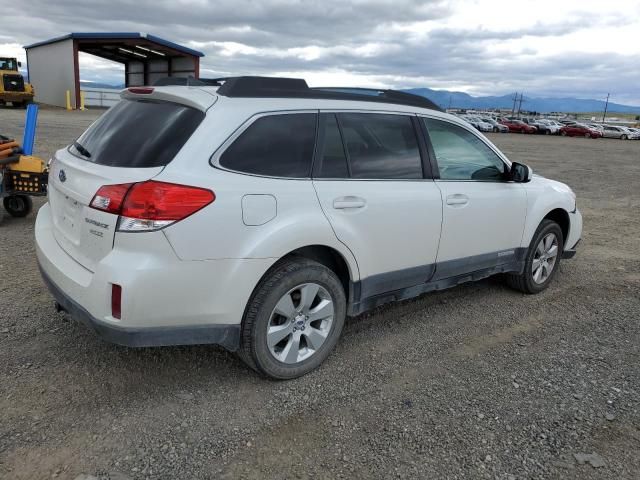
[1,0,639,104]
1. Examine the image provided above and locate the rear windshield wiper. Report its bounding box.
[73,141,92,158]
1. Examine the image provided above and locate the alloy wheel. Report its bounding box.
[532,233,559,284]
[267,283,334,364]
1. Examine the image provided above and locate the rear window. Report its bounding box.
[69,99,204,168]
[219,113,317,178]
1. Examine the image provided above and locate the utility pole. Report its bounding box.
[511,92,518,115]
[448,95,452,111]
[602,93,610,123]
[517,93,525,117]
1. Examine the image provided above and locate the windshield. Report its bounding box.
[0,58,17,71]
[70,99,205,168]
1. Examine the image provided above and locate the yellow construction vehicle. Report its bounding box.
[0,57,34,108]
[0,105,47,224]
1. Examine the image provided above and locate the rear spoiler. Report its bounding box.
[120,86,217,111]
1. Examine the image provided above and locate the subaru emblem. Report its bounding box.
[59,169,66,183]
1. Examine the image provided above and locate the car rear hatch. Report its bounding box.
[48,88,214,272]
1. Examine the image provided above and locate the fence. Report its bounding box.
[81,88,121,108]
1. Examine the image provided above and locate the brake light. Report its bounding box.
[128,87,154,94]
[90,181,215,232]
[111,284,122,319]
[90,183,134,214]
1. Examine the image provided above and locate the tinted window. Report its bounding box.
[423,118,506,181]
[315,114,349,178]
[70,99,204,167]
[220,113,316,177]
[338,113,422,179]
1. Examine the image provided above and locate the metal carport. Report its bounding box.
[24,33,204,109]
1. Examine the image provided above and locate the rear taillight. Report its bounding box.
[111,284,122,319]
[90,183,134,214]
[90,180,215,232]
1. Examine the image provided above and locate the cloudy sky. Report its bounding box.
[3,0,640,105]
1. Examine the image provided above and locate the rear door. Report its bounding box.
[313,112,442,298]
[421,117,527,279]
[48,97,206,271]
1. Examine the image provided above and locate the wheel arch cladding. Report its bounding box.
[543,208,569,245]
[245,245,354,314]
[283,245,353,302]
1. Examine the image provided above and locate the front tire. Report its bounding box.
[239,258,346,379]
[506,220,564,294]
[621,134,628,140]
[3,195,33,217]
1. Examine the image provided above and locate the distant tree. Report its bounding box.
[636,115,640,121]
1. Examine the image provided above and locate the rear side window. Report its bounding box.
[220,113,317,178]
[315,114,349,178]
[338,113,423,179]
[70,99,204,168]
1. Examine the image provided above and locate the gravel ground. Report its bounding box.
[1,107,639,480]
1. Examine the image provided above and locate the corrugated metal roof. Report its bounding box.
[24,32,204,57]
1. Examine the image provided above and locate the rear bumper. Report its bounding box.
[0,92,33,101]
[39,265,240,350]
[35,202,274,350]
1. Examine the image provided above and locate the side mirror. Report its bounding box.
[510,162,533,182]
[17,61,22,68]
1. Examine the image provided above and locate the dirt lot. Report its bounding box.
[1,107,639,480]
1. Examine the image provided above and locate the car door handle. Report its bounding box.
[333,196,366,209]
[446,194,469,206]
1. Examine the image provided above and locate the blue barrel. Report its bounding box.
[22,103,39,156]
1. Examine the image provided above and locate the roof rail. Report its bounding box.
[211,76,442,111]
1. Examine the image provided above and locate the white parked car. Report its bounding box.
[36,77,582,379]
[535,119,561,135]
[602,124,638,140]
[463,115,493,132]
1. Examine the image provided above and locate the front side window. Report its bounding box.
[423,118,506,181]
[220,113,317,178]
[338,113,423,179]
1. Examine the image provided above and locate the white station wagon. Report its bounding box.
[36,77,582,379]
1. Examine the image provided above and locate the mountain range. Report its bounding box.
[404,88,640,114]
[38,76,640,115]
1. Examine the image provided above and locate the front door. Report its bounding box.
[421,117,527,279]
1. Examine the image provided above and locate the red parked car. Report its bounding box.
[499,119,537,134]
[559,123,602,139]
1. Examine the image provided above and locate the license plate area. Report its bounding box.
[50,184,84,244]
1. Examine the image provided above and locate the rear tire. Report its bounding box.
[621,134,628,140]
[561,131,567,136]
[3,195,33,217]
[238,258,346,379]
[505,220,564,294]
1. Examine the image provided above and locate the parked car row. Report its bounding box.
[455,113,640,139]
